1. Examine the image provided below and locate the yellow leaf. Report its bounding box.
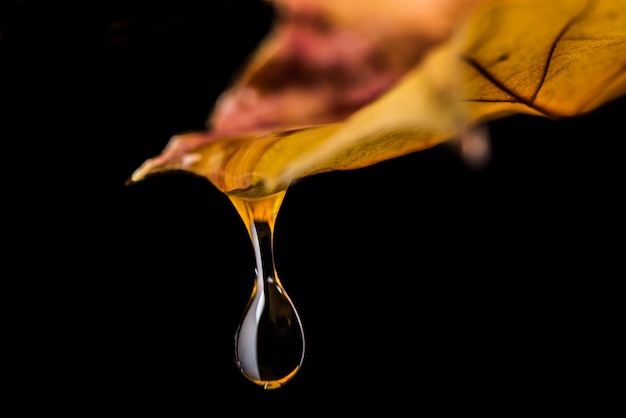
[462,0,626,120]
[129,0,626,198]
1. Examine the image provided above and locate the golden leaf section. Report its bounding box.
[129,0,626,198]
[462,0,626,120]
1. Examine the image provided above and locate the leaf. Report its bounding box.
[462,0,626,120]
[129,0,626,198]
[208,0,484,133]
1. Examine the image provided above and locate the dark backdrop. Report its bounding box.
[2,0,622,413]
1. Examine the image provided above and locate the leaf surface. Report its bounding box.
[462,0,626,120]
[130,0,626,197]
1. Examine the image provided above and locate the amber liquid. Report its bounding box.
[228,191,305,389]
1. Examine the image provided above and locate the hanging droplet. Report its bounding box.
[230,193,305,389]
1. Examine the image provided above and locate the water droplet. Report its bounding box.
[231,197,305,389]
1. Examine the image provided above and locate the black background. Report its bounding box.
[2,0,623,413]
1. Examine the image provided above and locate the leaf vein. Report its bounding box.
[531,0,595,104]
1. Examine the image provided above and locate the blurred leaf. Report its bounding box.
[130,0,626,197]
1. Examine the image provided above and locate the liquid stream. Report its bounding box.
[229,191,305,389]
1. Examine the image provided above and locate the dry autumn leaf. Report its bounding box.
[129,0,626,198]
